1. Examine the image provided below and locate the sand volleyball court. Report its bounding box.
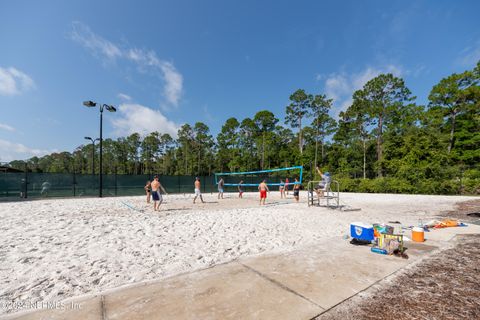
[0,192,476,316]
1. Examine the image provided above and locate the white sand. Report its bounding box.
[0,192,475,314]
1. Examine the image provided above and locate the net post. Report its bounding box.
[114,166,118,196]
[73,169,76,197]
[24,163,28,199]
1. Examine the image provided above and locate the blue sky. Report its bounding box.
[1,0,479,161]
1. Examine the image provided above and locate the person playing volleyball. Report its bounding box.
[238,180,244,198]
[144,180,152,203]
[193,177,205,204]
[293,178,300,202]
[279,179,285,199]
[151,176,167,211]
[258,179,269,205]
[217,178,224,199]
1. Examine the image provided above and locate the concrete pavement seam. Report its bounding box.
[239,262,325,311]
[101,295,107,320]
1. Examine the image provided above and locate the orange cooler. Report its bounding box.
[412,227,425,242]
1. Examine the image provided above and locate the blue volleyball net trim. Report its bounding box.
[214,166,303,187]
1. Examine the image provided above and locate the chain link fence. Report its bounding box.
[0,173,226,200]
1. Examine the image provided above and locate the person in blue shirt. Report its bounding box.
[315,167,331,198]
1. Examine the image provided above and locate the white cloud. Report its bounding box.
[323,65,403,116]
[70,21,121,61]
[0,67,35,96]
[325,73,350,102]
[0,123,15,132]
[0,139,53,162]
[117,93,132,101]
[159,61,183,106]
[111,103,179,137]
[458,40,480,67]
[70,22,183,106]
[125,48,183,106]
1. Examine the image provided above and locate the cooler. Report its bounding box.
[350,222,374,241]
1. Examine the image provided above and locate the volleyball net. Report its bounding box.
[214,166,303,187]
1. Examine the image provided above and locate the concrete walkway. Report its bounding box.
[5,224,480,320]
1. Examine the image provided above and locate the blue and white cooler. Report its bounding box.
[350,222,374,242]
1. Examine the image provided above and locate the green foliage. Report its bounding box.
[285,89,311,154]
[349,73,416,177]
[427,68,479,159]
[217,117,240,172]
[310,94,336,167]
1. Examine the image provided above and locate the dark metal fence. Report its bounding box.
[0,173,224,200]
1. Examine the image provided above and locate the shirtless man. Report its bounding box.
[193,177,205,204]
[258,179,269,205]
[151,175,167,211]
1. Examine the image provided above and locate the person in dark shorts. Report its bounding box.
[151,175,167,211]
[293,178,300,202]
[152,185,160,204]
[144,180,152,203]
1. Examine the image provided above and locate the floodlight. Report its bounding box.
[83,101,97,107]
[105,105,117,112]
[82,99,116,197]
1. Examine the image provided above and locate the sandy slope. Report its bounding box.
[0,192,475,315]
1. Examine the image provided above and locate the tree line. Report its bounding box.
[8,61,480,194]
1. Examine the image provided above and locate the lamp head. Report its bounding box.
[83,101,97,107]
[105,105,117,112]
[84,136,92,140]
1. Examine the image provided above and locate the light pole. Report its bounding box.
[84,136,99,175]
[83,101,117,197]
